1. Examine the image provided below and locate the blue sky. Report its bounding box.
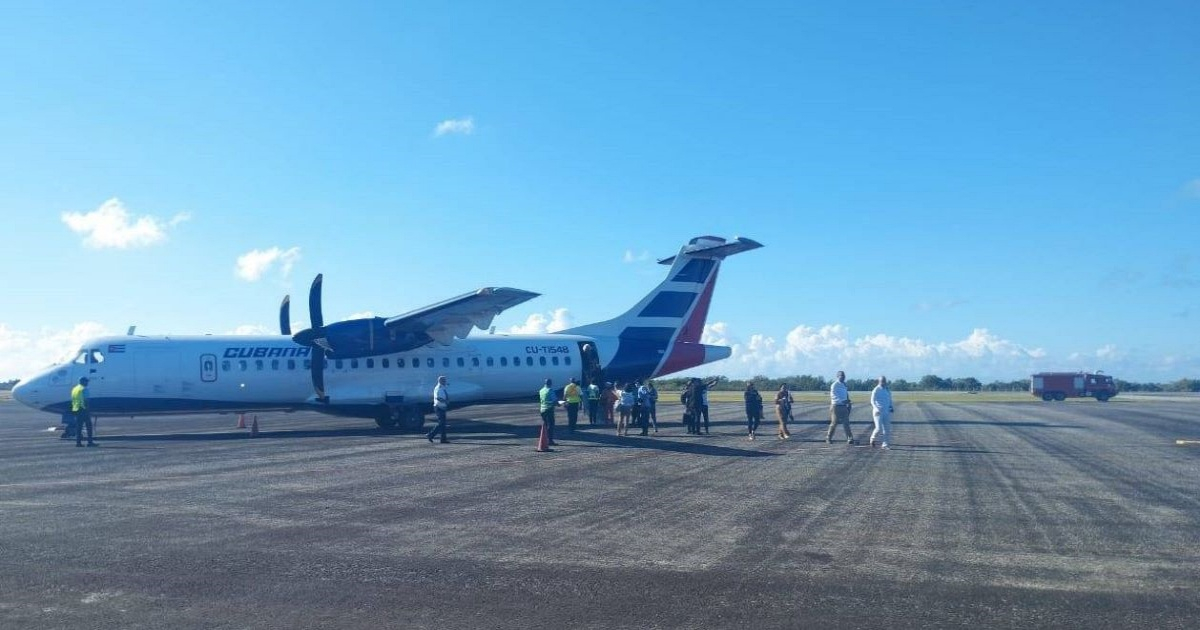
[1,1,1197,382]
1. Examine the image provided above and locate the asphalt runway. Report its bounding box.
[1,398,1197,629]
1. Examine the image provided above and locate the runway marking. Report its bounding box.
[1175,439,1200,446]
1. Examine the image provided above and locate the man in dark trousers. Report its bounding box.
[538,378,559,448]
[427,375,450,443]
[71,377,95,447]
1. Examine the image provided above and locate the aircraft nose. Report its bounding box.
[11,380,30,405]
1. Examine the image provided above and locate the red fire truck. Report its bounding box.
[1030,372,1118,402]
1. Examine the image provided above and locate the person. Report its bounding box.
[870,375,894,450]
[617,383,636,436]
[744,383,763,440]
[427,375,450,443]
[827,370,856,445]
[538,378,560,449]
[586,381,601,425]
[682,379,698,434]
[601,383,617,425]
[636,380,653,436]
[697,377,718,435]
[646,380,659,433]
[564,377,583,433]
[774,384,793,440]
[71,377,95,447]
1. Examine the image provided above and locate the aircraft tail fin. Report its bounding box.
[562,236,761,381]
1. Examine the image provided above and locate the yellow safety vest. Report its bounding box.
[564,383,582,403]
[71,384,87,412]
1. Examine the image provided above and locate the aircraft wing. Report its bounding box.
[384,287,540,345]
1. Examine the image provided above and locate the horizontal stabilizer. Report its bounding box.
[657,236,763,265]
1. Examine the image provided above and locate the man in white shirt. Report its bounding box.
[826,370,856,445]
[427,375,450,443]
[869,375,894,450]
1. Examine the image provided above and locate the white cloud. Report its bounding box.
[692,322,1050,381]
[623,249,651,263]
[509,308,573,334]
[0,322,112,381]
[434,116,475,137]
[343,311,375,320]
[1183,178,1200,199]
[235,246,301,282]
[229,324,272,336]
[61,198,190,249]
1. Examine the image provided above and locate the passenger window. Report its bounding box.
[457,357,465,367]
[500,357,508,367]
[442,358,450,368]
[487,357,494,367]
[271,359,279,370]
[256,360,264,371]
[222,360,231,372]
[336,360,344,370]
[552,356,559,366]
[382,358,389,368]
[526,356,533,366]
[351,359,359,369]
[564,357,571,366]
[472,357,479,367]
[539,356,547,366]
[366,359,374,369]
[287,360,296,370]
[513,356,520,367]
[427,358,434,368]
[239,360,248,371]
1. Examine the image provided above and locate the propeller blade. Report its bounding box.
[279,295,291,336]
[311,355,327,401]
[308,274,324,330]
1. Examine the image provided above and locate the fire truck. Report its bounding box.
[1030,372,1118,402]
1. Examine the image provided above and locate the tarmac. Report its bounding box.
[0,397,1197,629]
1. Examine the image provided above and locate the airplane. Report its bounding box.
[12,235,761,431]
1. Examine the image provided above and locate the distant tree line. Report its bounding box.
[0,379,18,391]
[653,374,1200,393]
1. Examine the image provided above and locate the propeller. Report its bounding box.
[291,274,330,402]
[279,295,291,336]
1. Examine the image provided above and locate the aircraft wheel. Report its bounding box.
[399,408,427,432]
[375,409,400,430]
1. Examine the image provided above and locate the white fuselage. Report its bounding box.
[13,333,594,418]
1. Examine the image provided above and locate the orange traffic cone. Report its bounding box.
[237,414,246,429]
[535,422,550,452]
[250,415,259,438]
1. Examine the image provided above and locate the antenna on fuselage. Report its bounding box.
[127,326,136,335]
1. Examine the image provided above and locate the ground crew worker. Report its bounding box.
[870,375,894,450]
[586,381,601,425]
[564,377,583,433]
[427,375,450,443]
[538,378,559,448]
[71,377,95,447]
[827,370,856,445]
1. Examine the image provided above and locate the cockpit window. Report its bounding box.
[89,349,105,364]
[73,351,88,365]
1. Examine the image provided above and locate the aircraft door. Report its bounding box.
[578,341,602,386]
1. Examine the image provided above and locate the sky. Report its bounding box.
[1,1,1198,383]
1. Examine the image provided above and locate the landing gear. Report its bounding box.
[374,406,426,432]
